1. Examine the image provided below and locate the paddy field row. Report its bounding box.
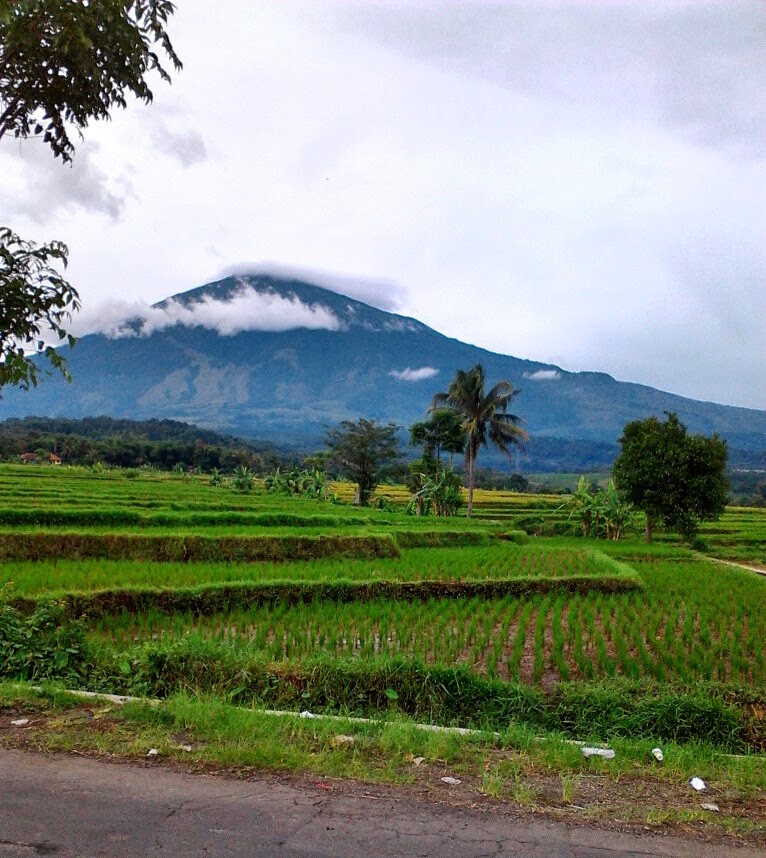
[1,464,765,753]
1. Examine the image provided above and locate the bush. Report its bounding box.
[514,516,576,537]
[500,530,529,545]
[0,601,90,683]
[116,647,755,750]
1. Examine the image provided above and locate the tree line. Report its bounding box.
[0,416,285,473]
[322,366,730,544]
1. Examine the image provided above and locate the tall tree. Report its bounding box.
[0,0,180,390]
[409,409,466,476]
[432,364,528,517]
[326,418,400,506]
[613,412,728,542]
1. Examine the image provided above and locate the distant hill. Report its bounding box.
[0,416,287,472]
[1,273,764,470]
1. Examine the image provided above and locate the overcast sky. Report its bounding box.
[2,1,764,409]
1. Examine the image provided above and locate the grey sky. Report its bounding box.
[1,0,763,408]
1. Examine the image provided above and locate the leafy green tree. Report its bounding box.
[0,228,79,389]
[407,410,466,515]
[432,364,528,517]
[409,410,466,476]
[326,418,400,506]
[0,0,180,390]
[0,0,180,162]
[506,473,530,492]
[613,412,728,542]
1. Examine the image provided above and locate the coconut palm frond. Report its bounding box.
[489,411,523,425]
[430,391,452,411]
[488,419,529,456]
[484,380,515,406]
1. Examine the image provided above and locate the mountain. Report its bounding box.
[1,273,765,466]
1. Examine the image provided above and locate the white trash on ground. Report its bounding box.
[701,802,720,812]
[581,747,615,760]
[440,776,462,785]
[690,777,706,791]
[651,747,664,762]
[10,718,29,727]
[146,748,159,758]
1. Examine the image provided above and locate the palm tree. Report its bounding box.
[432,364,528,517]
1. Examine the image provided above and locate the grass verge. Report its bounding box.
[1,682,764,842]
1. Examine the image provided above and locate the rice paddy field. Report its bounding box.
[2,463,765,749]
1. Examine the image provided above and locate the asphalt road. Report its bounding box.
[0,749,760,857]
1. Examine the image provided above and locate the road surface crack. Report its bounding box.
[0,840,59,855]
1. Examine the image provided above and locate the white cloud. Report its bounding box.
[219,263,407,312]
[1,3,763,409]
[71,287,340,338]
[523,369,562,381]
[149,118,208,168]
[389,366,439,382]
[1,139,130,222]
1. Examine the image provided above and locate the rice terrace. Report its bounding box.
[2,461,766,843]
[2,1,766,853]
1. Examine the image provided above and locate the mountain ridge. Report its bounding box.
[1,273,764,459]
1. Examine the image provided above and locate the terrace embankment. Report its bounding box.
[0,531,401,562]
[1,465,765,758]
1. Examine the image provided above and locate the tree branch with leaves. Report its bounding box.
[0,227,79,389]
[0,0,180,391]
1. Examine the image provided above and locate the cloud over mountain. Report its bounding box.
[389,366,439,382]
[71,287,340,339]
[524,369,562,381]
[219,264,407,313]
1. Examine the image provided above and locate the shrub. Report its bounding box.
[0,601,90,683]
[117,647,754,750]
[500,530,529,545]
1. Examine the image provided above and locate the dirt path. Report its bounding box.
[705,555,766,577]
[0,748,762,858]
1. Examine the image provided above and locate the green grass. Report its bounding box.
[81,551,763,687]
[0,544,628,596]
[5,682,766,813]
[1,464,765,759]
[0,531,402,562]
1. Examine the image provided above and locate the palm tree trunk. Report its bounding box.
[466,449,475,518]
